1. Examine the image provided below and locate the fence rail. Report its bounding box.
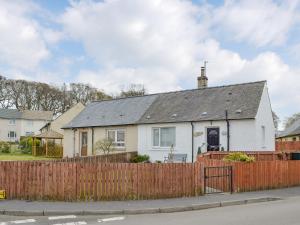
[58,152,138,163]
[198,151,291,161]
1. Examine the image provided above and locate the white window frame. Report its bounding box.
[107,129,125,148]
[8,131,17,139]
[9,119,16,125]
[152,127,176,148]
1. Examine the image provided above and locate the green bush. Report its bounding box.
[0,141,10,153]
[223,152,255,163]
[130,154,150,163]
[19,137,40,154]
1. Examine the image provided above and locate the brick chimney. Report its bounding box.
[197,66,208,88]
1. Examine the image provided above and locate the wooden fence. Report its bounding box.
[199,158,300,192]
[0,160,202,201]
[198,151,291,161]
[58,152,138,163]
[276,141,300,151]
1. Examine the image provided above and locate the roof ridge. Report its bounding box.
[91,80,267,103]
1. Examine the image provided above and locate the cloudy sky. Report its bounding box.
[0,0,299,126]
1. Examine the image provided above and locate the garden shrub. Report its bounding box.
[19,137,40,154]
[130,154,150,163]
[0,141,10,153]
[223,152,255,163]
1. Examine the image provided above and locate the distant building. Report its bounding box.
[276,119,300,142]
[0,109,53,142]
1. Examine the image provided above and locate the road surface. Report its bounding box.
[1,196,300,225]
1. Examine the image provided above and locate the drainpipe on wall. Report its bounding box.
[191,122,194,162]
[92,127,94,155]
[225,110,230,151]
[73,128,76,157]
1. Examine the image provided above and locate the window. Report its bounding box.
[25,132,34,136]
[293,137,297,141]
[8,131,16,138]
[9,119,16,125]
[152,127,176,147]
[107,129,125,147]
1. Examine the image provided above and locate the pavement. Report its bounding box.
[2,186,300,216]
[2,195,300,225]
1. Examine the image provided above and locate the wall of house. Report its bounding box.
[0,118,47,142]
[138,123,193,162]
[254,84,275,151]
[138,117,272,163]
[50,103,85,135]
[0,118,19,142]
[63,125,138,157]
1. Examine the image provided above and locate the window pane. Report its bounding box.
[117,130,125,142]
[152,128,159,146]
[160,127,175,147]
[108,130,115,142]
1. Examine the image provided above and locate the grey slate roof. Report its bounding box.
[63,95,158,128]
[0,108,53,120]
[139,81,265,123]
[64,81,266,128]
[278,119,300,138]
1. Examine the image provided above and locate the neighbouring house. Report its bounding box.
[276,119,300,142]
[63,79,275,162]
[0,109,53,142]
[62,96,156,157]
[40,102,85,136]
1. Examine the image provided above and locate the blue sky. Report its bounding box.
[0,0,299,128]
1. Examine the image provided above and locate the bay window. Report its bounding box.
[152,127,176,147]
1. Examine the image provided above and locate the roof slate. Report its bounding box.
[63,95,158,128]
[278,119,300,138]
[0,109,53,121]
[63,81,266,128]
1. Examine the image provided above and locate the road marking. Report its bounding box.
[98,216,125,223]
[11,219,36,224]
[52,222,87,225]
[0,222,8,225]
[48,215,77,220]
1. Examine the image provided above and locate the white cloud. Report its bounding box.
[212,0,300,46]
[0,1,62,71]
[61,0,300,122]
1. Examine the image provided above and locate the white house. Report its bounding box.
[137,80,275,162]
[63,79,275,161]
[0,109,53,142]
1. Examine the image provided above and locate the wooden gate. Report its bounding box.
[204,166,233,194]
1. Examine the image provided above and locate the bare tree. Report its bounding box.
[94,139,114,155]
[284,113,300,129]
[272,111,280,131]
[119,84,146,98]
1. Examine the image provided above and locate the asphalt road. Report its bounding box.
[1,196,300,225]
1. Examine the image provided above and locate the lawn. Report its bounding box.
[0,153,56,161]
